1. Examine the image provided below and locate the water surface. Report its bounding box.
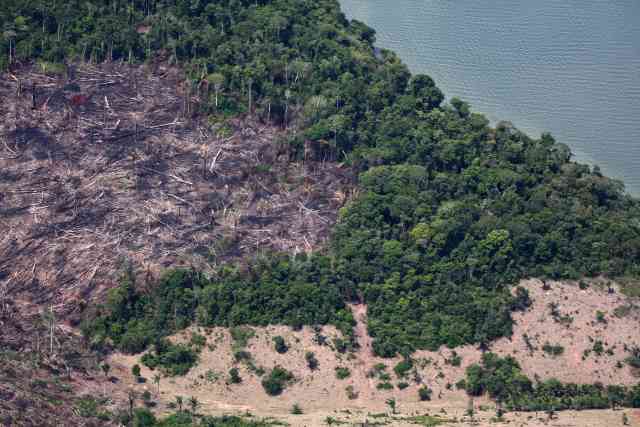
[340,0,640,194]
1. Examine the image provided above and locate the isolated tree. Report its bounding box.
[2,29,16,65]
[207,73,224,108]
[41,306,56,355]
[305,351,318,370]
[101,362,111,379]
[153,374,161,396]
[132,364,141,379]
[228,367,242,384]
[273,336,288,354]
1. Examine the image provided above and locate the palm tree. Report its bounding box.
[2,29,17,65]
[189,396,199,414]
[153,373,161,396]
[100,362,110,396]
[127,389,137,418]
[206,73,224,108]
[101,362,110,379]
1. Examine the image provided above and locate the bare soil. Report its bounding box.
[109,279,640,426]
[0,61,352,426]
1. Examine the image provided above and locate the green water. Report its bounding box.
[341,0,640,194]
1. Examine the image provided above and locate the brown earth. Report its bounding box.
[0,62,352,426]
[109,279,640,426]
[0,61,353,320]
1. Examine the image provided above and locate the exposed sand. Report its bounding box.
[108,278,640,426]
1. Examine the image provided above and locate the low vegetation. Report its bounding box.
[261,366,295,396]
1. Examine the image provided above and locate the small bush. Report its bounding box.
[305,351,319,370]
[593,340,605,356]
[273,336,288,354]
[132,364,141,378]
[512,286,532,311]
[596,311,607,324]
[335,366,351,380]
[394,358,413,378]
[76,396,99,418]
[542,342,564,357]
[397,382,409,390]
[291,403,303,415]
[377,382,393,390]
[418,386,432,401]
[233,350,252,362]
[614,305,632,318]
[445,351,462,367]
[625,346,640,369]
[190,333,206,348]
[333,337,348,353]
[230,327,255,349]
[262,366,294,396]
[228,368,242,384]
[140,340,198,376]
[346,385,359,400]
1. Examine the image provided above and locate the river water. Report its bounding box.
[340,0,640,195]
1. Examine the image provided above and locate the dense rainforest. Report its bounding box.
[3,0,640,402]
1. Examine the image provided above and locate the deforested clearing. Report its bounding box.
[0,62,353,322]
[106,279,639,426]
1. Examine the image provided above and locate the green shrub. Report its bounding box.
[273,336,288,354]
[230,327,255,349]
[418,386,432,401]
[234,350,252,362]
[625,346,640,369]
[228,368,242,384]
[397,382,409,390]
[261,366,294,396]
[76,396,99,418]
[377,382,393,390]
[132,364,141,378]
[593,340,605,356]
[542,342,564,357]
[305,351,319,370]
[464,353,640,411]
[335,366,351,380]
[132,408,156,426]
[445,351,462,367]
[394,359,413,378]
[140,340,197,376]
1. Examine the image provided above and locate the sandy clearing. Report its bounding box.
[107,279,640,426]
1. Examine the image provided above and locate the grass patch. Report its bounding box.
[400,414,452,426]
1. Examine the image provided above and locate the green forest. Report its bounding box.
[3,0,640,414]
